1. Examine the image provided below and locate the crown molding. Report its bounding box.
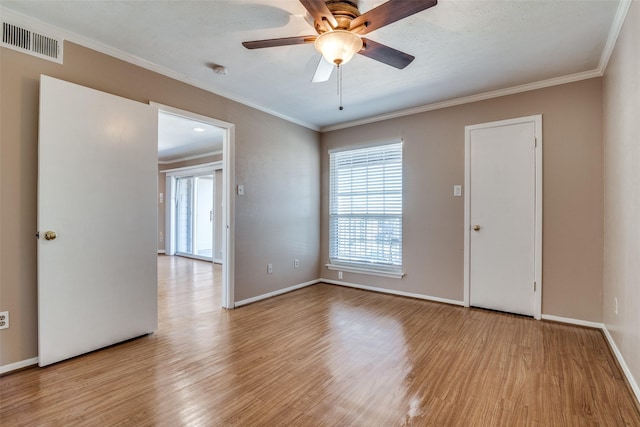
[321,0,632,133]
[321,69,602,132]
[598,0,632,73]
[158,150,223,165]
[0,7,320,132]
[2,1,630,135]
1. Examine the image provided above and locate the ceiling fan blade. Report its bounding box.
[358,38,415,69]
[351,0,438,35]
[312,57,335,83]
[299,0,338,32]
[242,36,316,49]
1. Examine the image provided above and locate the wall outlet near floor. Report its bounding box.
[338,271,343,280]
[267,263,273,274]
[294,259,300,268]
[159,232,164,242]
[614,297,618,315]
[0,311,8,330]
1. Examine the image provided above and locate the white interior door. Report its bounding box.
[464,116,542,317]
[38,75,158,366]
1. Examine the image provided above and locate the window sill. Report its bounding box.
[325,263,405,279]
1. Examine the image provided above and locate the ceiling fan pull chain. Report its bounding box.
[338,64,344,111]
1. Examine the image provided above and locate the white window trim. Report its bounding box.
[328,138,403,154]
[326,263,405,279]
[328,139,404,277]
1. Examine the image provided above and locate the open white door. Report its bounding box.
[464,115,542,318]
[38,76,158,366]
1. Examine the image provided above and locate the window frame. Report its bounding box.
[326,140,405,279]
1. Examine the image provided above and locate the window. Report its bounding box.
[329,141,403,277]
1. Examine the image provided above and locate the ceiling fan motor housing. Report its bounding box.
[315,0,361,33]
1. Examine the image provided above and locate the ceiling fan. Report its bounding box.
[242,0,438,83]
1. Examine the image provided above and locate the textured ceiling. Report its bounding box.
[1,0,623,130]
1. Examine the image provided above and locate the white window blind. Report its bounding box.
[329,142,402,272]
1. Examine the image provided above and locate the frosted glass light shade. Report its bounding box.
[314,30,363,66]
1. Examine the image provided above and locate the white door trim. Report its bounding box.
[463,114,543,319]
[151,103,235,309]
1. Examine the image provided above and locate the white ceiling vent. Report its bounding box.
[2,20,63,63]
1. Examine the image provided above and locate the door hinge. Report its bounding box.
[534,137,537,148]
[533,281,537,292]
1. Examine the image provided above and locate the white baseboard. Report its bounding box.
[0,357,38,374]
[602,326,640,404]
[540,314,604,329]
[234,279,321,308]
[540,314,639,406]
[320,278,465,307]
[157,250,166,254]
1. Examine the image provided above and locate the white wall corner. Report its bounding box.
[541,315,639,405]
[602,326,640,405]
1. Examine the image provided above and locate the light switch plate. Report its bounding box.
[454,185,462,197]
[237,185,245,196]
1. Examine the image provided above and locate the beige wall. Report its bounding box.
[321,78,604,322]
[603,1,640,395]
[0,32,615,370]
[0,42,320,367]
[157,154,223,253]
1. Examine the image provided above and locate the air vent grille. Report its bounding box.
[2,21,63,63]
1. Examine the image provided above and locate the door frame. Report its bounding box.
[152,103,235,309]
[463,115,543,319]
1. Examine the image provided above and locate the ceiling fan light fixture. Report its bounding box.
[314,30,363,66]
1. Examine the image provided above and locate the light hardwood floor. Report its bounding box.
[1,256,639,426]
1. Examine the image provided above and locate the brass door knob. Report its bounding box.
[44,231,57,241]
[473,225,481,231]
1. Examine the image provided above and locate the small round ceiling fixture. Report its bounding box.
[211,64,228,75]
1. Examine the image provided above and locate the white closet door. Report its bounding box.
[468,120,537,316]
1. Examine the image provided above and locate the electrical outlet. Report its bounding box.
[294,259,300,268]
[159,232,164,242]
[614,297,618,315]
[267,263,273,274]
[0,311,8,330]
[338,271,343,280]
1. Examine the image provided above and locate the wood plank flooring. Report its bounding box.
[1,256,639,426]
